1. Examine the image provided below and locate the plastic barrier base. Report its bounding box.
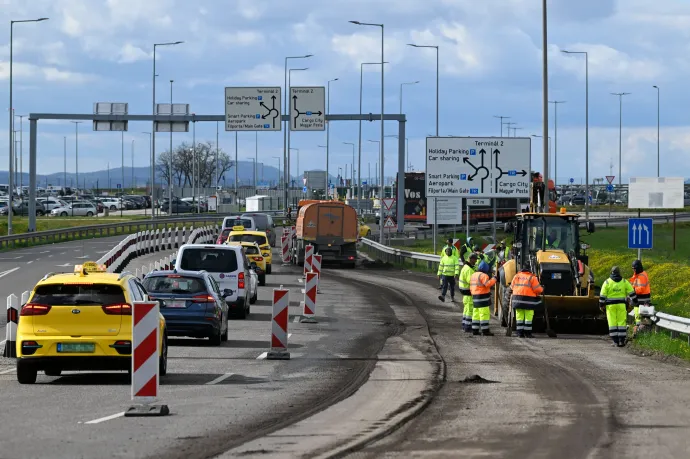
[266,350,290,360]
[124,404,170,417]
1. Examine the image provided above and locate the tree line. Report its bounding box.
[156,141,234,187]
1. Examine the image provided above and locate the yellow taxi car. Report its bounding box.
[15,262,167,384]
[226,241,267,286]
[227,225,273,274]
[358,219,372,238]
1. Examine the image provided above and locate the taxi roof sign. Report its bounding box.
[75,262,107,275]
[232,225,245,231]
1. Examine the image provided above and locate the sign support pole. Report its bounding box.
[673,210,676,251]
[492,198,497,241]
[466,201,470,239]
[432,197,437,254]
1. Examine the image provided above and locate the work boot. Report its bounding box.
[516,332,525,338]
[472,329,480,336]
[482,330,494,336]
[438,295,445,302]
[524,332,534,338]
[464,326,473,333]
[450,296,456,302]
[618,338,627,347]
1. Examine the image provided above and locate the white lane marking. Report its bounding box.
[300,289,305,294]
[40,251,50,254]
[96,250,109,254]
[27,261,33,264]
[0,256,22,260]
[56,263,71,267]
[256,352,268,360]
[0,267,19,278]
[0,368,16,374]
[74,255,89,259]
[293,316,300,323]
[206,372,234,385]
[84,411,125,424]
[288,333,292,338]
[298,278,303,283]
[60,252,66,255]
[48,255,54,258]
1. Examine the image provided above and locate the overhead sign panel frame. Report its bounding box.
[425,136,531,198]
[628,177,684,209]
[225,87,282,132]
[290,86,325,131]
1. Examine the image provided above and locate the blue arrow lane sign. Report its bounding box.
[628,218,653,250]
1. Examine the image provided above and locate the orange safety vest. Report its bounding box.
[470,271,497,308]
[510,271,544,310]
[630,271,651,302]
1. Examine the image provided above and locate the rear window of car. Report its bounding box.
[223,218,253,229]
[229,234,268,245]
[242,214,268,229]
[143,275,206,294]
[31,283,126,306]
[179,248,239,272]
[244,245,260,255]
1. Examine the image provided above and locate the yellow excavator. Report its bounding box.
[494,174,603,334]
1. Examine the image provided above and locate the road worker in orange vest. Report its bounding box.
[459,253,479,332]
[630,259,651,333]
[509,267,544,338]
[470,261,497,336]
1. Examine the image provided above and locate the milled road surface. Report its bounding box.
[334,267,690,459]
[0,245,399,459]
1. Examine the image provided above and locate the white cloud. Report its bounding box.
[117,43,151,63]
[0,61,96,84]
[219,30,264,47]
[331,32,406,69]
[236,0,267,20]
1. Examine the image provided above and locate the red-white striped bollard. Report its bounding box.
[2,294,18,358]
[304,244,314,275]
[281,235,290,263]
[301,271,318,324]
[267,287,290,360]
[125,301,169,417]
[312,254,322,293]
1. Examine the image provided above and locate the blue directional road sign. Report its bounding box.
[569,178,574,183]
[302,186,307,193]
[628,218,653,250]
[116,184,121,189]
[606,184,614,192]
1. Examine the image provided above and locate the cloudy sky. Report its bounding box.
[1,0,689,183]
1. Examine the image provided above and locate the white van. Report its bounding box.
[173,244,258,319]
[222,215,256,231]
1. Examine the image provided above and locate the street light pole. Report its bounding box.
[549,101,565,186]
[152,40,183,217]
[494,115,510,136]
[273,156,281,189]
[326,77,339,200]
[561,49,589,220]
[351,20,385,243]
[8,17,48,235]
[611,92,631,186]
[399,81,420,114]
[541,0,549,189]
[141,132,152,216]
[284,54,313,209]
[63,136,67,190]
[121,131,125,217]
[343,142,355,200]
[168,79,174,213]
[289,148,299,195]
[653,85,660,176]
[71,121,82,195]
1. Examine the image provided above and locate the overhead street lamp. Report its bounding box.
[549,101,566,187]
[407,43,439,136]
[653,85,660,176]
[561,49,589,220]
[494,115,510,136]
[611,92,631,187]
[511,127,523,137]
[284,54,313,209]
[70,121,82,195]
[399,81,419,115]
[358,61,388,215]
[8,17,48,234]
[343,142,355,200]
[152,40,183,217]
[351,20,385,243]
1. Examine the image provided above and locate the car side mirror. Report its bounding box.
[586,221,595,233]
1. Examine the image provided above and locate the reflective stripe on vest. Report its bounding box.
[470,272,494,307]
[630,272,651,300]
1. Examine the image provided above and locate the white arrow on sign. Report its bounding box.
[638,225,643,245]
[643,224,650,244]
[632,223,637,244]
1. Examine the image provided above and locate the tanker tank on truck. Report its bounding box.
[293,201,358,269]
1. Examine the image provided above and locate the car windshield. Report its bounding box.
[244,245,260,255]
[179,248,239,272]
[143,275,206,294]
[31,283,126,306]
[241,214,268,229]
[526,217,578,253]
[224,218,253,229]
[229,234,267,245]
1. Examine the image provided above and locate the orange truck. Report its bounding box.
[293,201,358,268]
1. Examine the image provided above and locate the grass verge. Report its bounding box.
[631,331,690,362]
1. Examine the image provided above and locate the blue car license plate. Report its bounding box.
[57,343,95,353]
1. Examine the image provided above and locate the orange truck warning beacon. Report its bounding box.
[293,201,358,269]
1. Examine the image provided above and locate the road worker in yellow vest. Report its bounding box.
[458,253,478,332]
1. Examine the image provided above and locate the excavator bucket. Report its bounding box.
[540,294,605,334]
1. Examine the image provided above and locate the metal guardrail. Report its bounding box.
[361,237,690,345]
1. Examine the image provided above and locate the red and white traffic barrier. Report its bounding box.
[2,294,18,358]
[267,287,290,360]
[312,254,322,293]
[281,235,291,263]
[125,301,169,417]
[304,244,314,275]
[301,271,318,324]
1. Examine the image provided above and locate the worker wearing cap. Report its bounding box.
[630,259,651,332]
[459,236,474,265]
[437,247,460,303]
[438,237,460,290]
[458,253,478,332]
[509,267,544,338]
[470,261,497,336]
[600,266,638,347]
